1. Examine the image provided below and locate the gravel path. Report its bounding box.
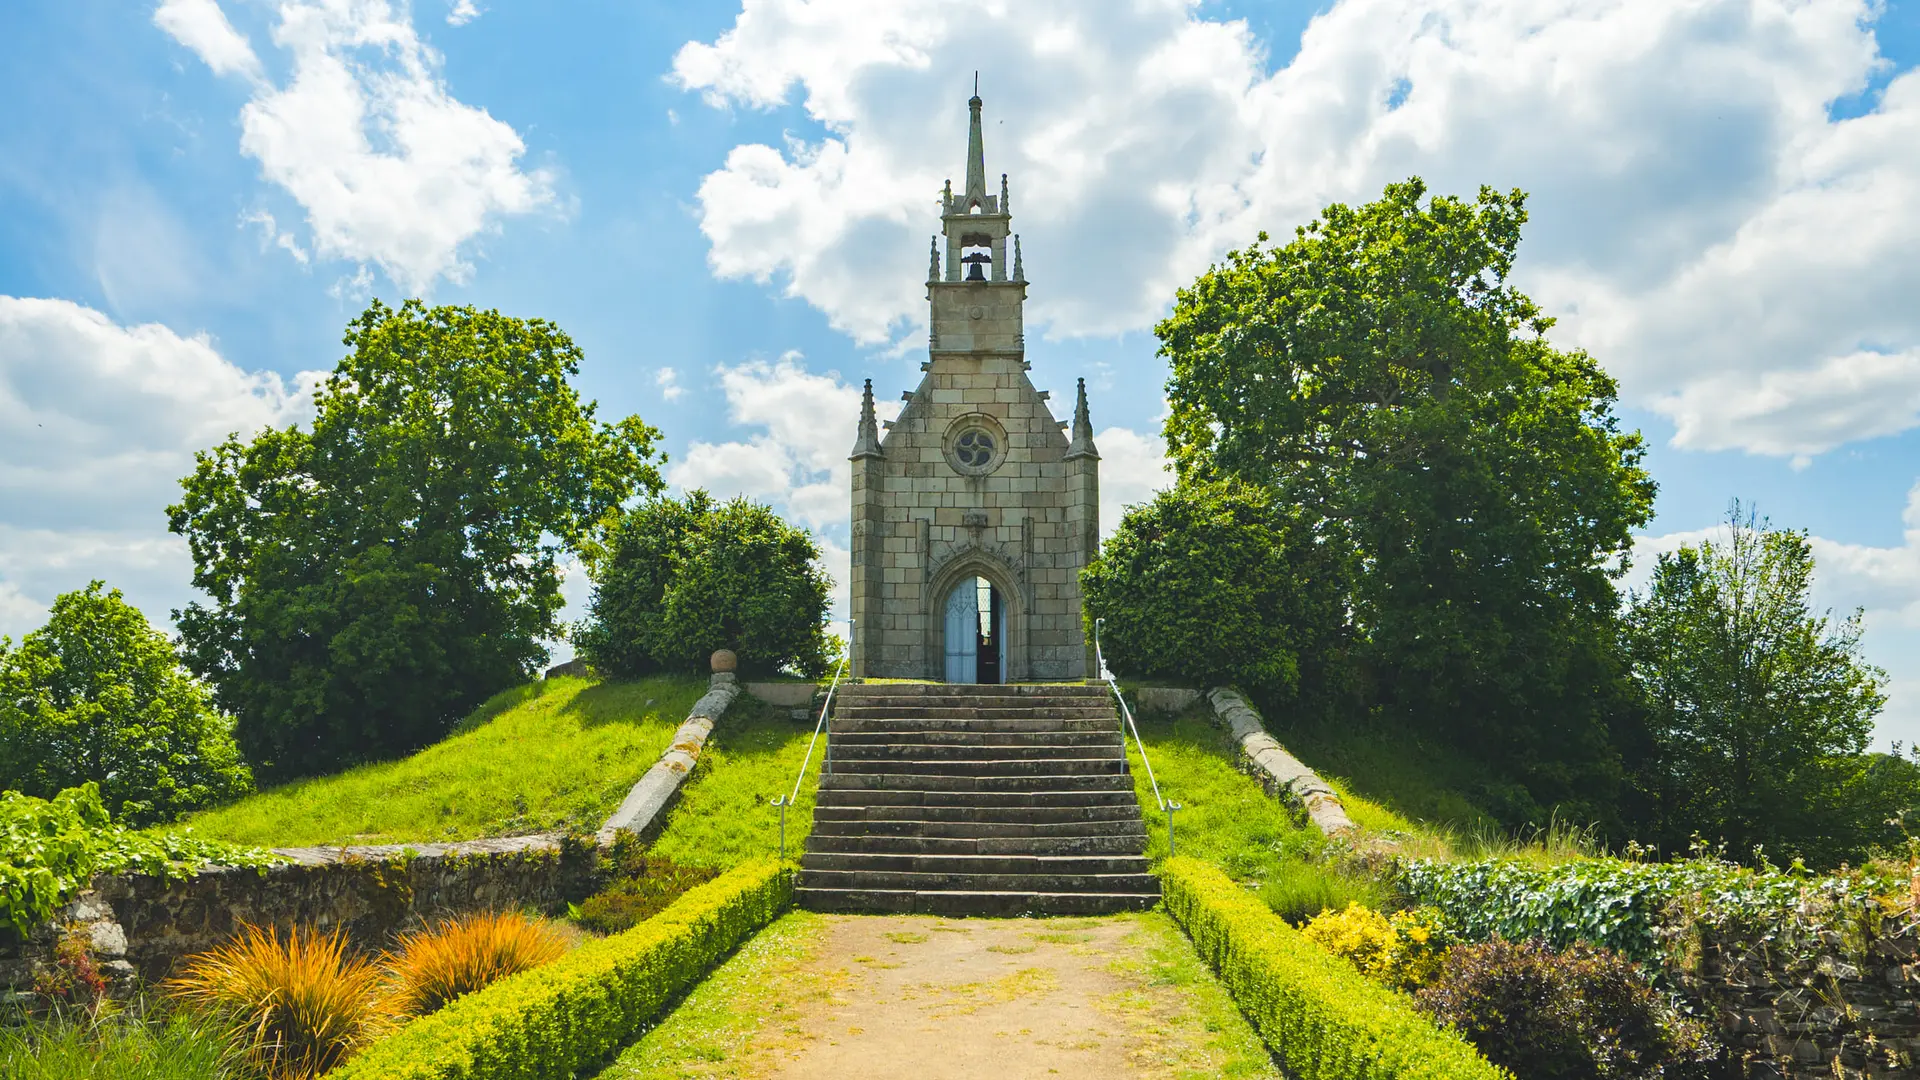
[600,910,1279,1080]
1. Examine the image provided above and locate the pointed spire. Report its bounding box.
[1001,173,1010,215]
[964,85,987,206]
[928,236,940,281]
[851,379,884,458]
[1066,377,1099,459]
[942,178,952,213]
[1012,235,1024,282]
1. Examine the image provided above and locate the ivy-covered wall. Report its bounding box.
[0,833,600,993]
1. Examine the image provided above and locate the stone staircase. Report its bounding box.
[797,683,1160,916]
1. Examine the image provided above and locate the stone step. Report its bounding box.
[795,888,1160,917]
[834,705,1116,721]
[814,787,1138,809]
[819,772,1134,793]
[807,831,1146,856]
[836,684,1108,699]
[799,868,1161,893]
[800,851,1149,876]
[831,742,1122,762]
[810,817,1144,840]
[830,730,1120,748]
[831,717,1118,734]
[814,803,1143,825]
[828,757,1125,778]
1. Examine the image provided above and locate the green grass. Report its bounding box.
[592,910,831,1078]
[1124,704,1396,921]
[645,693,821,869]
[1105,913,1285,1078]
[0,1007,241,1080]
[1275,720,1503,835]
[174,675,706,847]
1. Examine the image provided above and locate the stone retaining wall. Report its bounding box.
[0,833,600,994]
[1675,924,1920,1079]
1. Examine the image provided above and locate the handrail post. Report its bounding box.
[769,619,852,860]
[1091,618,1178,851]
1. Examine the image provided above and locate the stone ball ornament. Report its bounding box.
[710,649,738,674]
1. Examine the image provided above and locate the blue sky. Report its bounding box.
[4,0,1919,743]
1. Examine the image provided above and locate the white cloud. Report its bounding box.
[446,0,481,27]
[1093,426,1171,540]
[655,367,685,402]
[154,0,263,81]
[241,208,311,264]
[0,297,324,637]
[676,0,1920,461]
[158,0,552,291]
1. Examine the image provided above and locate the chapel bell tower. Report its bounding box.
[849,85,1100,683]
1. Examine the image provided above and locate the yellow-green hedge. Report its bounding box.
[1162,857,1510,1080]
[333,858,792,1080]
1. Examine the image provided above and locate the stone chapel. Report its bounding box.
[848,90,1099,684]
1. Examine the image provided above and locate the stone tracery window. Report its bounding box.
[954,428,995,468]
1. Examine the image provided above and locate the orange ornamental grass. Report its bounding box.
[384,911,571,1016]
[166,922,393,1080]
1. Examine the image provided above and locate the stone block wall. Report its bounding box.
[1675,925,1920,1078]
[1,833,599,993]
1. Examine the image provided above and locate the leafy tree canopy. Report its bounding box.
[0,582,252,825]
[1155,179,1656,818]
[169,300,662,779]
[1082,477,1347,702]
[1625,503,1900,865]
[576,492,832,678]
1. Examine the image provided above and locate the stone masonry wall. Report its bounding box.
[0,833,599,993]
[1674,923,1920,1079]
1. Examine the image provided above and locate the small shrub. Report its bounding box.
[1416,938,1717,1080]
[1302,903,1450,992]
[385,911,571,1016]
[166,923,392,1079]
[576,855,721,934]
[31,924,108,1005]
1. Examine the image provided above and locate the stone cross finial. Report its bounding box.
[851,378,884,459]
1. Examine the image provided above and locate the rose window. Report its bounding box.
[954,428,996,468]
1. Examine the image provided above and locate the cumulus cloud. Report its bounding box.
[1093,426,1172,540]
[0,297,324,637]
[654,367,685,402]
[156,0,552,291]
[676,0,1920,461]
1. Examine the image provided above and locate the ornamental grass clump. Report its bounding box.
[166,923,393,1079]
[385,911,571,1015]
[0,1006,243,1080]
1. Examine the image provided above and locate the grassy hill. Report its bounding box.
[175,675,706,848]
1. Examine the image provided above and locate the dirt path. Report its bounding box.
[599,911,1279,1080]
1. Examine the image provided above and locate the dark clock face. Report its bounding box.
[954,428,996,468]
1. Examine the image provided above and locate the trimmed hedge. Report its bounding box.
[332,858,792,1080]
[1161,857,1510,1080]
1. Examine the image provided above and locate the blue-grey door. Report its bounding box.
[943,580,978,683]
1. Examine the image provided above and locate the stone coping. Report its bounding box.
[1204,688,1356,837]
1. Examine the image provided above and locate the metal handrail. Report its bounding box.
[1093,618,1182,855]
[770,620,851,860]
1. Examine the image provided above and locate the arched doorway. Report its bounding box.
[942,576,1005,684]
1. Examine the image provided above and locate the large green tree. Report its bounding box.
[169,300,662,779]
[1158,180,1655,817]
[0,583,252,825]
[1626,505,1895,865]
[575,492,832,678]
[1082,477,1347,703]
